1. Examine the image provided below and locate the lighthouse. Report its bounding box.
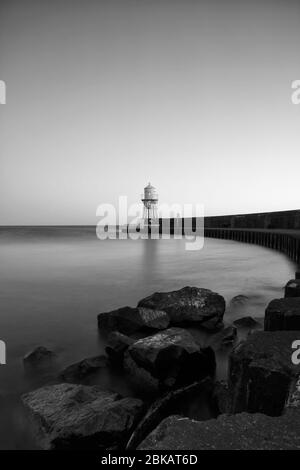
[141,183,158,224]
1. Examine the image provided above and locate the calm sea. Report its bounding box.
[0,227,295,448]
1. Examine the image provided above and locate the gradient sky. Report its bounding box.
[0,0,299,225]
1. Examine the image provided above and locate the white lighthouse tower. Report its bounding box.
[141,183,158,224]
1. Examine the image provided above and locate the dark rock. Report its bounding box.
[296,272,300,280]
[229,330,300,416]
[233,316,260,328]
[23,346,56,369]
[124,327,215,394]
[59,355,108,383]
[285,279,300,298]
[105,332,135,365]
[209,326,237,348]
[98,306,170,335]
[138,411,300,450]
[285,375,300,411]
[264,298,300,331]
[22,383,144,450]
[137,286,225,330]
[212,380,231,414]
[230,295,249,305]
[126,377,213,450]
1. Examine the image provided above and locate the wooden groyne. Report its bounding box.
[204,227,300,265]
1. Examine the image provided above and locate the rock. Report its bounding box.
[296,272,300,280]
[126,377,213,450]
[229,330,300,416]
[59,355,108,383]
[209,326,237,348]
[230,295,249,305]
[285,279,300,298]
[233,316,260,329]
[22,383,144,450]
[23,346,56,369]
[138,412,300,450]
[124,327,215,394]
[264,298,300,331]
[212,380,231,414]
[137,286,225,330]
[98,306,170,335]
[105,332,135,365]
[285,375,300,411]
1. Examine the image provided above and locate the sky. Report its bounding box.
[0,0,299,225]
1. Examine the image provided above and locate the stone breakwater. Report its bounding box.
[20,276,300,450]
[204,227,300,265]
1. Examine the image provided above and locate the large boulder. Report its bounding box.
[137,286,225,330]
[98,306,170,335]
[264,298,300,331]
[124,327,215,394]
[59,355,108,383]
[138,412,300,450]
[126,378,213,449]
[22,383,144,450]
[229,330,300,416]
[285,279,300,298]
[105,332,135,365]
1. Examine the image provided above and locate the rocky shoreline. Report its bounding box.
[21,277,300,450]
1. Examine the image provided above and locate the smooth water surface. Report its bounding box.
[0,227,295,448]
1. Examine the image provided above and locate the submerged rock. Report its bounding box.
[98,306,170,335]
[233,316,260,329]
[126,378,213,449]
[22,383,144,450]
[124,327,215,394]
[264,298,300,331]
[23,346,56,369]
[285,279,300,298]
[105,332,135,365]
[137,286,225,330]
[229,330,300,416]
[138,412,300,450]
[230,295,249,306]
[59,355,108,383]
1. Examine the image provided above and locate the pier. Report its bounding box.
[151,209,300,265]
[204,227,300,265]
[204,209,300,265]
